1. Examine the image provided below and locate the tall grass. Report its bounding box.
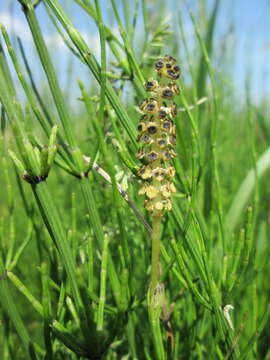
[0,0,269,359]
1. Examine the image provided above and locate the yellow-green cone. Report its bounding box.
[137,55,180,217]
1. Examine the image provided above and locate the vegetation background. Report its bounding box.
[0,0,270,359]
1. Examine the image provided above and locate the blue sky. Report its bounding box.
[216,0,270,104]
[0,0,270,107]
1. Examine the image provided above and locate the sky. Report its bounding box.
[216,0,270,104]
[0,0,270,107]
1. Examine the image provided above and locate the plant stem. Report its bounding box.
[149,216,165,359]
[32,182,82,312]
[149,216,161,302]
[148,215,165,360]
[22,1,77,150]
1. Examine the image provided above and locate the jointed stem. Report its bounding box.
[149,217,165,359]
[149,216,162,306]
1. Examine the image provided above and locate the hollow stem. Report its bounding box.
[149,216,162,305]
[149,216,165,360]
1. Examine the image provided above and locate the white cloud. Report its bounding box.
[0,12,101,57]
[81,31,101,57]
[45,31,100,51]
[45,33,66,48]
[0,12,32,41]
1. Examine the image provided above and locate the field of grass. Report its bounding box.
[0,0,270,359]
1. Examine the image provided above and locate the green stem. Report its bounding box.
[0,258,37,359]
[149,214,165,360]
[97,234,109,331]
[45,0,138,148]
[32,182,82,312]
[149,216,161,300]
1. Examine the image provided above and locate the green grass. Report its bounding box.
[0,0,270,359]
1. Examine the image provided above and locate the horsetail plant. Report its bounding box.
[2,1,269,359]
[136,55,180,356]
